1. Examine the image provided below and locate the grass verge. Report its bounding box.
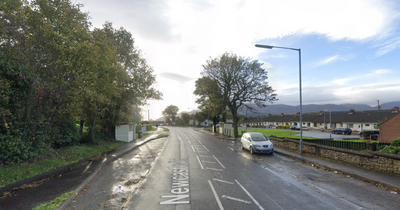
[0,141,127,188]
[157,134,168,138]
[161,127,169,131]
[33,191,73,210]
[244,128,319,139]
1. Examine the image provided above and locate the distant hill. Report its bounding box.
[241,101,400,116]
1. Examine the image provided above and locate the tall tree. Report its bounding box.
[181,113,191,126]
[200,52,277,137]
[194,76,226,130]
[162,105,179,123]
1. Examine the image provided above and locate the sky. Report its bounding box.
[80,0,400,120]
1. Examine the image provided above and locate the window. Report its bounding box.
[365,124,370,127]
[374,124,378,129]
[349,123,354,128]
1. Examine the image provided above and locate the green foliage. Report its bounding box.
[379,146,400,155]
[162,105,179,122]
[0,0,161,164]
[0,141,126,188]
[157,134,168,138]
[181,113,191,125]
[161,127,169,131]
[362,130,379,137]
[146,124,153,131]
[391,138,400,147]
[33,191,74,210]
[247,128,318,140]
[277,125,291,129]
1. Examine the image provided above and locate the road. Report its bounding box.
[66,127,399,210]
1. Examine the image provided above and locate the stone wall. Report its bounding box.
[270,137,400,175]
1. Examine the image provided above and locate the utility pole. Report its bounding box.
[377,100,381,110]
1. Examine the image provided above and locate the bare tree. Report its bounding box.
[201,52,277,137]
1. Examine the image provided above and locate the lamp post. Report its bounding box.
[255,44,303,154]
[325,109,331,139]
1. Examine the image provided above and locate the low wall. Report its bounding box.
[270,137,400,175]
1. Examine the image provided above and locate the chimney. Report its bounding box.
[268,113,272,117]
[392,107,399,113]
[280,113,284,116]
[296,112,300,116]
[349,108,355,114]
[319,111,323,115]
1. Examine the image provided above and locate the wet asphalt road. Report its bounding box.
[72,127,398,210]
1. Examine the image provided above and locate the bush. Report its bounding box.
[362,130,379,137]
[391,138,400,147]
[379,146,400,155]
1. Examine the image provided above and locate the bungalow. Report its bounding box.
[247,107,399,132]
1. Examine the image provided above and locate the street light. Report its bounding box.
[255,44,303,154]
[325,109,332,139]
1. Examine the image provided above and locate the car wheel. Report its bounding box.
[250,146,254,154]
[241,143,245,151]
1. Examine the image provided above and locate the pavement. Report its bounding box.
[0,128,168,210]
[1,127,398,209]
[196,128,400,193]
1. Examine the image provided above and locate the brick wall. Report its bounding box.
[271,137,400,175]
[379,113,400,143]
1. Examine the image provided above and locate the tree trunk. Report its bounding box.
[232,112,239,137]
[79,120,84,136]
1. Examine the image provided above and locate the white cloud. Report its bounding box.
[314,55,341,67]
[374,36,400,57]
[332,78,353,85]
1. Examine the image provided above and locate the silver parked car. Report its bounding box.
[241,132,274,154]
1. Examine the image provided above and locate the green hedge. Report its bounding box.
[362,130,379,137]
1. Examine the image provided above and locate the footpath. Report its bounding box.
[196,128,400,193]
[0,128,167,210]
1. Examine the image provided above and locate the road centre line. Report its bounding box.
[222,195,251,204]
[213,179,234,185]
[206,167,224,171]
[188,139,191,144]
[208,180,225,210]
[213,155,225,169]
[191,145,195,152]
[196,155,204,169]
[235,180,265,210]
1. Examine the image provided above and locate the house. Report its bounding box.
[245,107,399,133]
[378,107,400,143]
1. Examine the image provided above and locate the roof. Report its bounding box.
[257,109,398,124]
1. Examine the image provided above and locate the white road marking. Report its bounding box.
[213,179,234,185]
[82,162,92,174]
[188,139,191,144]
[208,180,225,210]
[235,180,265,210]
[191,145,195,152]
[202,145,209,151]
[206,167,224,171]
[213,155,225,169]
[198,155,211,158]
[202,161,216,164]
[222,195,251,204]
[196,155,204,169]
